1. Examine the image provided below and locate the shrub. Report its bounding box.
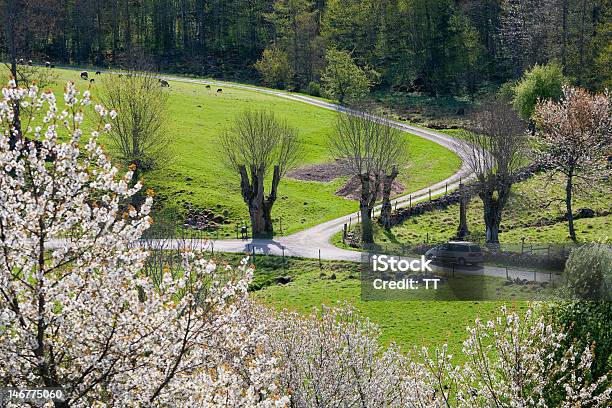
[497,79,518,103]
[513,61,568,120]
[562,243,612,300]
[306,80,321,97]
[321,48,375,104]
[254,47,293,89]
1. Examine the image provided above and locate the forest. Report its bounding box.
[2,0,611,96]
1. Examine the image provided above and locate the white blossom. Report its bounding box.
[0,82,285,407]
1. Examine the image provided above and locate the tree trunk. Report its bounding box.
[457,184,469,238]
[565,170,576,242]
[561,0,568,70]
[380,167,398,229]
[5,0,21,149]
[480,189,502,244]
[359,173,375,244]
[360,204,374,244]
[248,203,269,237]
[483,201,501,244]
[238,164,278,238]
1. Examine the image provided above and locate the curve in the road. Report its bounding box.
[148,74,474,260]
[61,67,473,261]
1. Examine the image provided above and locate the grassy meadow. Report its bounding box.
[372,173,611,245]
[21,67,461,236]
[329,172,611,248]
[5,67,532,358]
[213,253,530,358]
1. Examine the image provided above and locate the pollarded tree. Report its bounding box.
[533,86,612,242]
[461,99,527,244]
[0,82,286,406]
[98,69,170,176]
[329,112,407,243]
[221,109,300,237]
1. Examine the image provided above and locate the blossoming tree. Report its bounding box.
[533,86,612,242]
[0,81,286,407]
[260,303,611,407]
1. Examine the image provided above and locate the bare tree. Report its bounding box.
[1,0,25,148]
[221,110,300,237]
[533,86,611,242]
[1,0,58,149]
[461,100,527,243]
[98,69,170,181]
[330,112,407,243]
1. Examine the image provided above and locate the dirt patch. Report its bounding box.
[287,159,351,182]
[335,175,405,200]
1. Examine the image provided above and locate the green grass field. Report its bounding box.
[22,68,461,236]
[231,254,530,358]
[332,173,611,247]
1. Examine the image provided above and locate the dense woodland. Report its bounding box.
[1,0,611,96]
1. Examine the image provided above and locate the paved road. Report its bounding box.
[58,68,554,282]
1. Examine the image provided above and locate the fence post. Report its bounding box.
[280,217,283,234]
[429,189,431,201]
[506,266,509,279]
[282,247,285,272]
[445,183,448,194]
[318,249,322,270]
[426,232,429,243]
[521,237,525,254]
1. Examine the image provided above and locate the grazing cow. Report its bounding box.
[18,58,24,64]
[27,60,33,66]
[90,78,95,83]
[50,64,55,68]
[80,71,89,80]
[45,61,50,68]
[217,88,222,93]
[160,79,170,87]
[205,85,211,89]
[95,71,101,75]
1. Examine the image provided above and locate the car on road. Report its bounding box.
[425,242,484,266]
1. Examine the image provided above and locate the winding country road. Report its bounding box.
[149,73,474,258]
[58,68,555,282]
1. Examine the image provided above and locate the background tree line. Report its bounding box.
[2,0,610,96]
